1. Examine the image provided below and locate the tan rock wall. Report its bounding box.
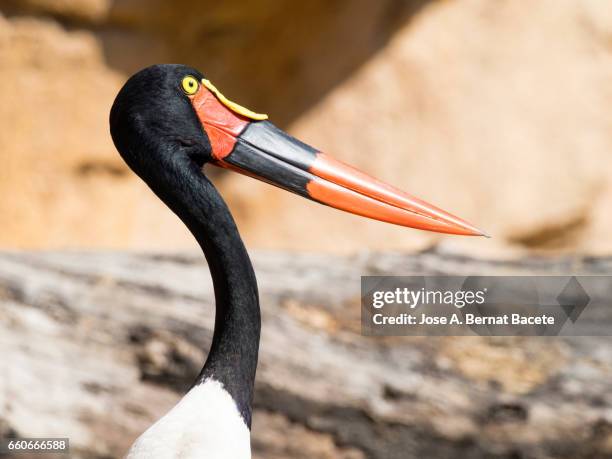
[1,1,612,254]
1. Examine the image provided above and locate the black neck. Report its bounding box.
[149,154,260,428]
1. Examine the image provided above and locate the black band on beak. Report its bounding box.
[220,121,318,198]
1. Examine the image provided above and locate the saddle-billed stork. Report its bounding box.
[110,64,486,458]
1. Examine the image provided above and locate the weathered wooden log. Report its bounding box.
[0,250,611,459]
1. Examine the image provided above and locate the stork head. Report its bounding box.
[110,64,487,236]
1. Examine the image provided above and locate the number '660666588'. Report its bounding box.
[7,439,67,451]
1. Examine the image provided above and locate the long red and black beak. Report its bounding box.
[188,79,487,236]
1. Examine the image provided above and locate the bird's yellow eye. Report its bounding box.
[181,76,199,95]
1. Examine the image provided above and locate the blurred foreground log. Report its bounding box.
[0,250,611,459]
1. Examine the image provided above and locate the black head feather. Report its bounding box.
[109,64,212,176]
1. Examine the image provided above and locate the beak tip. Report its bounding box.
[474,223,491,238]
[472,227,491,238]
[436,214,490,238]
[448,220,490,238]
[467,225,490,238]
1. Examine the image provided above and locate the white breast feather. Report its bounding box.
[126,379,251,459]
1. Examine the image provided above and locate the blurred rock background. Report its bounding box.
[1,0,612,255]
[2,252,612,459]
